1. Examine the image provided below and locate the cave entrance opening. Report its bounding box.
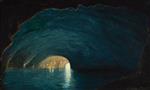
[38,55,71,72]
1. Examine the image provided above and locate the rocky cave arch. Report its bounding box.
[1,5,149,74]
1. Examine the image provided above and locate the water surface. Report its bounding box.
[4,66,122,90]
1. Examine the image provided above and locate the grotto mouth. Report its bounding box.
[2,4,148,73]
[1,4,149,89]
[37,55,71,71]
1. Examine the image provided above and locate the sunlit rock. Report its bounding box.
[38,56,69,70]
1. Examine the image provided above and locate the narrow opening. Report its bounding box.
[38,55,71,72]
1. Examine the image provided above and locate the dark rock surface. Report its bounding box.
[100,36,150,89]
[1,5,149,73]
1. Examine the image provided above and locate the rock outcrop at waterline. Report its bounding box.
[1,5,149,73]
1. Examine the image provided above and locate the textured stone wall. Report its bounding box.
[1,5,149,73]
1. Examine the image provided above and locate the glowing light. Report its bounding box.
[38,55,72,87]
[38,55,69,72]
[64,63,72,88]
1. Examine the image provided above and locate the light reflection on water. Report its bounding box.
[4,64,121,90]
[5,56,122,90]
[63,63,72,88]
[47,62,72,88]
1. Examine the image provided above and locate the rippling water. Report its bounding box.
[4,65,122,90]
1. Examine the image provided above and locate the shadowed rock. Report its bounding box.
[100,35,150,89]
[1,5,149,74]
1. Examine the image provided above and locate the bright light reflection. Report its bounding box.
[38,55,72,88]
[64,63,72,88]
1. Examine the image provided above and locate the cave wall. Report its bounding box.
[1,5,149,72]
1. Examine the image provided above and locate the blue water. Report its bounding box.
[3,68,122,90]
